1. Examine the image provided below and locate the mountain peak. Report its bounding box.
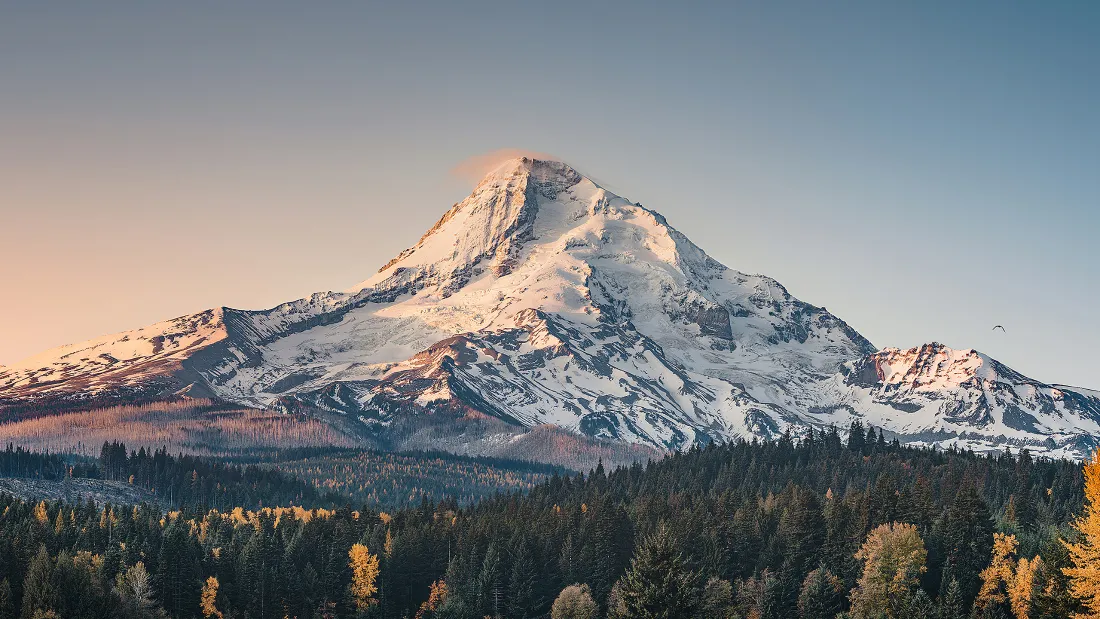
[348,157,610,294]
[477,157,584,197]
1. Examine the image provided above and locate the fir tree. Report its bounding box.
[0,579,14,619]
[797,567,845,619]
[21,547,55,619]
[612,524,703,619]
[698,578,734,619]
[937,578,965,619]
[506,540,536,619]
[943,486,994,607]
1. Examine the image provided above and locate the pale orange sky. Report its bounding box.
[2,3,1097,390]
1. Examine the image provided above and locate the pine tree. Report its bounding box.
[780,488,825,589]
[698,578,734,619]
[848,421,867,453]
[477,542,504,618]
[21,547,55,619]
[612,524,703,619]
[797,567,845,619]
[899,589,935,619]
[943,486,994,607]
[157,520,199,618]
[937,578,965,619]
[736,570,784,619]
[0,579,14,619]
[506,540,537,619]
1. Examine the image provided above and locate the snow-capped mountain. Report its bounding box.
[2,158,1097,457]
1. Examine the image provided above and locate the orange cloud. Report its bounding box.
[450,149,560,184]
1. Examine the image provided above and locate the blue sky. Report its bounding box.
[1,2,1097,387]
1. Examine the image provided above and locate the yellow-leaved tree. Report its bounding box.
[1065,448,1100,618]
[348,543,381,610]
[200,576,222,619]
[849,522,927,618]
[976,532,1044,619]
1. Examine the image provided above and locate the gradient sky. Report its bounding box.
[1,2,1097,388]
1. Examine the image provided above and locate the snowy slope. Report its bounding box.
[2,158,1097,457]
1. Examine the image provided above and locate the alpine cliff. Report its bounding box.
[2,158,1097,458]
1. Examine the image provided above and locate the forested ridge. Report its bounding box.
[3,425,1100,618]
[1,442,339,510]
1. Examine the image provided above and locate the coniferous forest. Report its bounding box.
[4,424,1100,619]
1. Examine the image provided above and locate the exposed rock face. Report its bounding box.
[1,158,1097,458]
[693,305,733,339]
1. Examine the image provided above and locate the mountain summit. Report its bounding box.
[2,158,1097,458]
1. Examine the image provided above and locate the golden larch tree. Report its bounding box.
[849,522,927,618]
[975,532,1044,619]
[1008,555,1044,619]
[977,533,1019,612]
[200,576,222,619]
[1065,448,1100,618]
[348,543,381,610]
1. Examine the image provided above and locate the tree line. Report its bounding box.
[3,424,1100,618]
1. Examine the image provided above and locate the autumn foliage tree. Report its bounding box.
[199,577,222,619]
[1065,449,1100,618]
[975,533,1045,619]
[849,523,927,618]
[349,543,381,611]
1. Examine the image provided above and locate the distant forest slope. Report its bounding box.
[0,397,658,471]
[267,448,565,509]
[0,443,567,511]
[0,399,359,457]
[0,443,340,510]
[0,425,1089,619]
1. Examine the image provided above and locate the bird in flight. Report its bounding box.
[993,325,1006,332]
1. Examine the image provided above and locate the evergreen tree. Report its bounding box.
[0,579,14,619]
[506,540,536,619]
[20,547,55,619]
[942,486,994,607]
[612,524,703,619]
[698,578,734,619]
[848,421,867,453]
[736,570,784,619]
[157,520,199,618]
[477,542,504,618]
[937,578,965,619]
[899,589,935,619]
[797,567,845,619]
